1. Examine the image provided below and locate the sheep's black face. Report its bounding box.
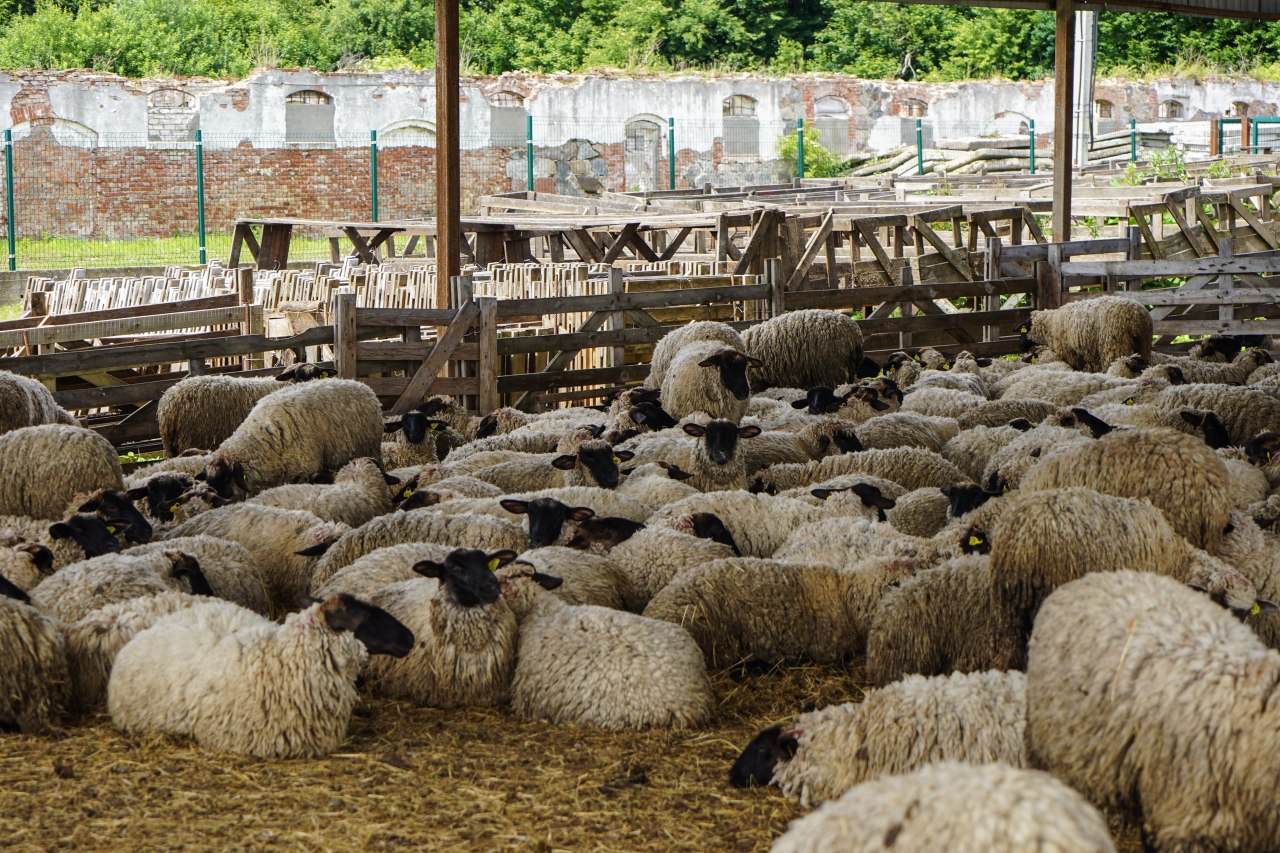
[48,514,121,558]
[622,387,661,406]
[13,542,53,574]
[320,593,414,657]
[832,428,863,454]
[729,724,798,788]
[697,350,756,401]
[200,458,249,500]
[565,516,646,549]
[1017,321,1034,353]
[79,490,153,544]
[629,401,678,431]
[501,498,596,549]
[792,387,848,415]
[572,445,626,490]
[941,484,994,519]
[417,397,453,418]
[398,412,445,446]
[683,421,761,466]
[855,355,881,379]
[126,474,193,523]
[869,377,904,405]
[1247,432,1280,467]
[0,572,30,603]
[167,553,214,596]
[688,512,740,556]
[475,413,499,439]
[1070,408,1113,440]
[413,549,515,608]
[1181,410,1230,450]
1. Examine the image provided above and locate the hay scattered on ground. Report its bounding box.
[0,660,1145,851]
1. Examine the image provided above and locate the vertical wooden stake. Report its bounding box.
[1052,0,1076,242]
[334,291,358,380]
[607,266,626,368]
[476,296,499,414]
[435,0,461,308]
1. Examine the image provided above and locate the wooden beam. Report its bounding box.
[1052,0,1075,241]
[391,301,480,415]
[435,0,461,306]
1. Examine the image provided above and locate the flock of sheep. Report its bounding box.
[5,295,1280,850]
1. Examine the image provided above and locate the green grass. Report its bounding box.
[0,301,19,320]
[11,234,336,270]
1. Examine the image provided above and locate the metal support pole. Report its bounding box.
[525,115,534,194]
[1029,119,1036,175]
[1130,118,1137,162]
[195,129,207,266]
[797,118,805,179]
[4,129,14,272]
[667,117,676,190]
[915,119,924,176]
[370,130,379,222]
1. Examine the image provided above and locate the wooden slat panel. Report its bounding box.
[495,283,771,319]
[0,306,254,349]
[858,308,1033,336]
[356,342,480,360]
[0,295,238,333]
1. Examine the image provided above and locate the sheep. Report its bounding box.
[125,535,271,616]
[1020,294,1153,372]
[954,398,1062,429]
[0,369,77,435]
[642,555,913,666]
[417,394,483,440]
[246,457,394,527]
[615,463,702,508]
[1145,346,1272,386]
[911,369,988,398]
[661,420,761,492]
[468,441,633,493]
[29,548,213,624]
[0,536,54,592]
[940,422,1029,482]
[108,593,412,758]
[565,519,736,611]
[865,554,1003,685]
[199,378,384,497]
[498,567,715,730]
[0,575,71,734]
[309,510,528,591]
[754,447,971,494]
[360,549,519,709]
[884,486,950,537]
[397,474,502,504]
[980,422,1093,493]
[1150,382,1280,446]
[0,424,124,519]
[644,320,746,390]
[854,411,959,453]
[0,513,123,570]
[899,387,988,419]
[740,310,864,392]
[737,420,861,472]
[122,451,215,490]
[775,516,955,570]
[380,412,450,469]
[164,504,349,616]
[311,542,458,599]
[63,591,204,712]
[993,370,1130,406]
[1026,570,1280,852]
[770,761,1115,853]
[730,670,1027,806]
[511,546,633,611]
[660,340,759,423]
[492,488,651,548]
[1021,426,1234,551]
[442,428,564,462]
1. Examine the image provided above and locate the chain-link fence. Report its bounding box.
[0,112,1221,272]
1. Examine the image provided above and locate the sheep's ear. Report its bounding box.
[1007,418,1033,432]
[551,455,578,471]
[867,396,890,411]
[48,522,73,540]
[738,425,762,439]
[487,550,519,570]
[697,353,725,368]
[682,423,707,437]
[499,499,530,514]
[746,356,765,369]
[383,472,401,485]
[851,483,896,511]
[791,398,809,409]
[810,488,833,501]
[0,573,30,603]
[426,419,446,432]
[276,365,298,382]
[124,486,148,500]
[531,572,563,590]
[657,462,693,481]
[231,463,249,493]
[384,420,404,433]
[976,358,992,367]
[568,507,596,522]
[77,494,103,512]
[295,541,335,557]
[613,450,635,463]
[412,560,446,578]
[1253,599,1280,615]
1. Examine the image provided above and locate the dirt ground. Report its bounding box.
[0,661,1143,852]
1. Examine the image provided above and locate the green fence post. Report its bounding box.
[370,130,379,222]
[1251,118,1259,154]
[667,117,676,190]
[915,119,924,176]
[797,118,805,179]
[4,128,14,272]
[1130,118,1137,162]
[525,115,534,195]
[195,129,207,266]
[1028,119,1036,175]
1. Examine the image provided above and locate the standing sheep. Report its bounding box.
[740,310,864,392]
[1020,294,1153,372]
[0,425,123,520]
[659,340,759,422]
[644,321,746,390]
[0,370,77,435]
[108,594,413,758]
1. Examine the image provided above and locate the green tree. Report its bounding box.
[812,1,970,78]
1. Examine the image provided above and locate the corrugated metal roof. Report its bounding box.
[891,0,1280,20]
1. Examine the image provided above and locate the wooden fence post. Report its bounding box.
[476,296,499,414]
[766,257,785,318]
[237,267,260,370]
[1036,244,1064,311]
[607,266,626,368]
[333,291,357,380]
[983,236,1001,342]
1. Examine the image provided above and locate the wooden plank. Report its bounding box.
[512,310,613,411]
[1110,287,1280,306]
[1229,196,1279,250]
[363,377,477,397]
[476,297,498,414]
[784,211,835,292]
[496,320,757,356]
[494,283,772,320]
[1061,254,1280,277]
[391,301,480,415]
[499,364,651,394]
[0,306,252,350]
[355,308,462,327]
[334,293,358,380]
[357,342,480,360]
[602,223,641,265]
[659,227,693,261]
[858,308,1033,336]
[852,220,899,285]
[911,216,973,280]
[52,364,334,410]
[1152,319,1280,335]
[731,210,781,275]
[0,295,238,333]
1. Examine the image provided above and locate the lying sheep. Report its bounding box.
[30,549,212,624]
[740,310,864,392]
[771,761,1114,853]
[665,420,761,492]
[0,575,71,733]
[754,447,971,493]
[660,340,759,422]
[126,535,271,616]
[615,463,702,508]
[361,549,519,709]
[980,422,1092,494]
[469,441,633,493]
[0,513,122,570]
[899,387,988,419]
[954,398,1061,430]
[312,543,458,599]
[775,516,955,570]
[731,670,1026,806]
[884,486,951,537]
[513,546,634,611]
[108,593,413,758]
[1020,294,1152,372]
[0,369,77,435]
[1027,571,1280,852]
[0,425,124,520]
[644,320,746,390]
[499,567,714,730]
[246,457,394,527]
[1151,382,1280,446]
[854,412,959,453]
[0,536,54,592]
[940,422,1028,482]
[200,378,384,497]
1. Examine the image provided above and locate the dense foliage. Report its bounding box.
[0,0,1277,80]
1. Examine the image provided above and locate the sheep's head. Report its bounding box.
[1246,432,1280,467]
[629,401,678,430]
[684,420,761,466]
[198,454,249,500]
[1247,347,1275,367]
[1121,355,1149,376]
[48,514,121,559]
[552,442,632,489]
[384,412,448,446]
[854,355,882,379]
[792,386,849,415]
[1181,410,1230,450]
[413,548,515,607]
[565,516,646,550]
[1017,319,1035,352]
[76,489,154,544]
[1070,408,1114,440]
[276,362,333,382]
[500,497,596,549]
[125,474,193,523]
[0,572,30,603]
[697,349,761,401]
[294,523,349,558]
[10,541,53,575]
[809,483,896,522]
[729,724,799,788]
[164,551,213,596]
[959,524,991,555]
[812,426,863,457]
[940,484,995,519]
[687,512,740,556]
[868,377,904,405]
[314,593,414,657]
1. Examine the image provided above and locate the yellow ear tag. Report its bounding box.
[429,423,440,431]
[106,525,117,534]
[1029,356,1037,364]
[488,558,501,571]
[968,535,983,547]
[943,362,951,370]
[612,455,622,463]
[322,371,333,378]
[169,503,180,514]
[1267,452,1273,464]
[1124,397,1135,406]
[401,487,414,499]
[1251,602,1262,616]
[1001,484,1009,494]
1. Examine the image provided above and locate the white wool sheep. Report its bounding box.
[754,447,971,494]
[1027,571,1280,852]
[659,340,757,422]
[0,369,77,435]
[615,463,702,508]
[511,546,633,610]
[853,411,959,453]
[730,670,1026,806]
[30,548,212,624]
[644,320,745,390]
[107,594,413,758]
[125,535,271,616]
[770,761,1114,853]
[0,535,54,592]
[0,579,71,734]
[498,568,714,730]
[157,370,310,456]
[899,387,988,419]
[200,378,384,496]
[0,424,123,519]
[1022,294,1153,372]
[246,457,393,527]
[740,309,864,392]
[311,543,458,598]
[0,513,123,570]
